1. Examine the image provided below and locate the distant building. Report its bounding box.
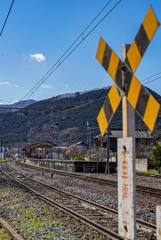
[94,128,153,153]
[63,141,89,160]
[25,140,58,159]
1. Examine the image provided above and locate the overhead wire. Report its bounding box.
[0,69,161,114]
[143,76,161,86]
[20,0,122,102]
[0,106,100,112]
[0,0,15,37]
[1,0,160,110]
[0,87,110,112]
[20,0,112,102]
[141,71,161,83]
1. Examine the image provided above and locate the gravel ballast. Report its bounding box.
[10,162,161,224]
[0,171,111,240]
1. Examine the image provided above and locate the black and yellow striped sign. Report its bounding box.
[96,5,160,135]
[97,83,121,136]
[126,6,160,73]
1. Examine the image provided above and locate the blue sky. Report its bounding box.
[0,0,161,104]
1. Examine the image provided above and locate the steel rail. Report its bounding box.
[7,162,118,213]
[137,172,161,179]
[18,161,161,198]
[17,161,117,185]
[10,161,156,231]
[0,216,24,240]
[0,163,125,240]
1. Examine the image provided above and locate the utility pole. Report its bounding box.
[51,126,54,159]
[89,127,91,161]
[1,139,2,160]
[4,142,6,160]
[101,136,102,161]
[56,111,61,159]
[70,135,72,145]
[105,125,110,174]
[58,123,60,159]
[97,146,98,173]
[87,121,89,148]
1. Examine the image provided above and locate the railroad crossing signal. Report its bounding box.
[97,6,160,136]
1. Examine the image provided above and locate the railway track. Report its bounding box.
[0,216,24,240]
[17,160,161,198]
[136,171,161,179]
[1,162,125,240]
[1,161,157,239]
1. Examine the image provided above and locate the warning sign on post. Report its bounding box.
[117,137,136,240]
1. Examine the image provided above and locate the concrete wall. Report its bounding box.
[23,158,147,172]
[23,159,75,172]
[22,158,117,173]
[135,158,147,171]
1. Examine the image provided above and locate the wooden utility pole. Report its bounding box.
[105,125,110,174]
[89,127,91,161]
[1,139,2,160]
[122,44,135,144]
[101,136,102,161]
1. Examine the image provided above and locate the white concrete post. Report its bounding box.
[156,205,161,239]
[118,137,136,239]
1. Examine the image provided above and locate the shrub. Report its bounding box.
[74,155,85,160]
[153,144,161,173]
[111,152,117,157]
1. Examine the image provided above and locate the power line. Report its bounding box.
[0,130,52,134]
[65,95,108,111]
[0,106,100,112]
[20,0,112,102]
[143,76,161,86]
[1,71,161,113]
[20,0,122,102]
[141,71,161,83]
[0,0,15,37]
[1,72,160,113]
[0,89,110,112]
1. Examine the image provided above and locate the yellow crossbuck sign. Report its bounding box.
[97,6,160,136]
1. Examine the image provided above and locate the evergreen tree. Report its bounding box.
[153,144,161,173]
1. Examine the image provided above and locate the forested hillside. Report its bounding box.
[0,87,160,147]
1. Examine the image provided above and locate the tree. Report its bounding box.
[153,144,161,173]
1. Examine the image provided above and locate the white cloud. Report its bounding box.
[29,53,46,63]
[62,83,68,89]
[41,84,54,89]
[0,82,11,86]
[0,82,19,88]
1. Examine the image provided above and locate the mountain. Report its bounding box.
[0,100,36,113]
[0,87,160,147]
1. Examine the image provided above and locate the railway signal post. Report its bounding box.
[96,5,160,240]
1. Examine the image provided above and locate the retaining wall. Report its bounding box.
[22,158,147,172]
[22,159,117,173]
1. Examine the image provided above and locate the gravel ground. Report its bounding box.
[0,225,13,240]
[9,162,161,225]
[0,170,113,240]
[81,172,161,189]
